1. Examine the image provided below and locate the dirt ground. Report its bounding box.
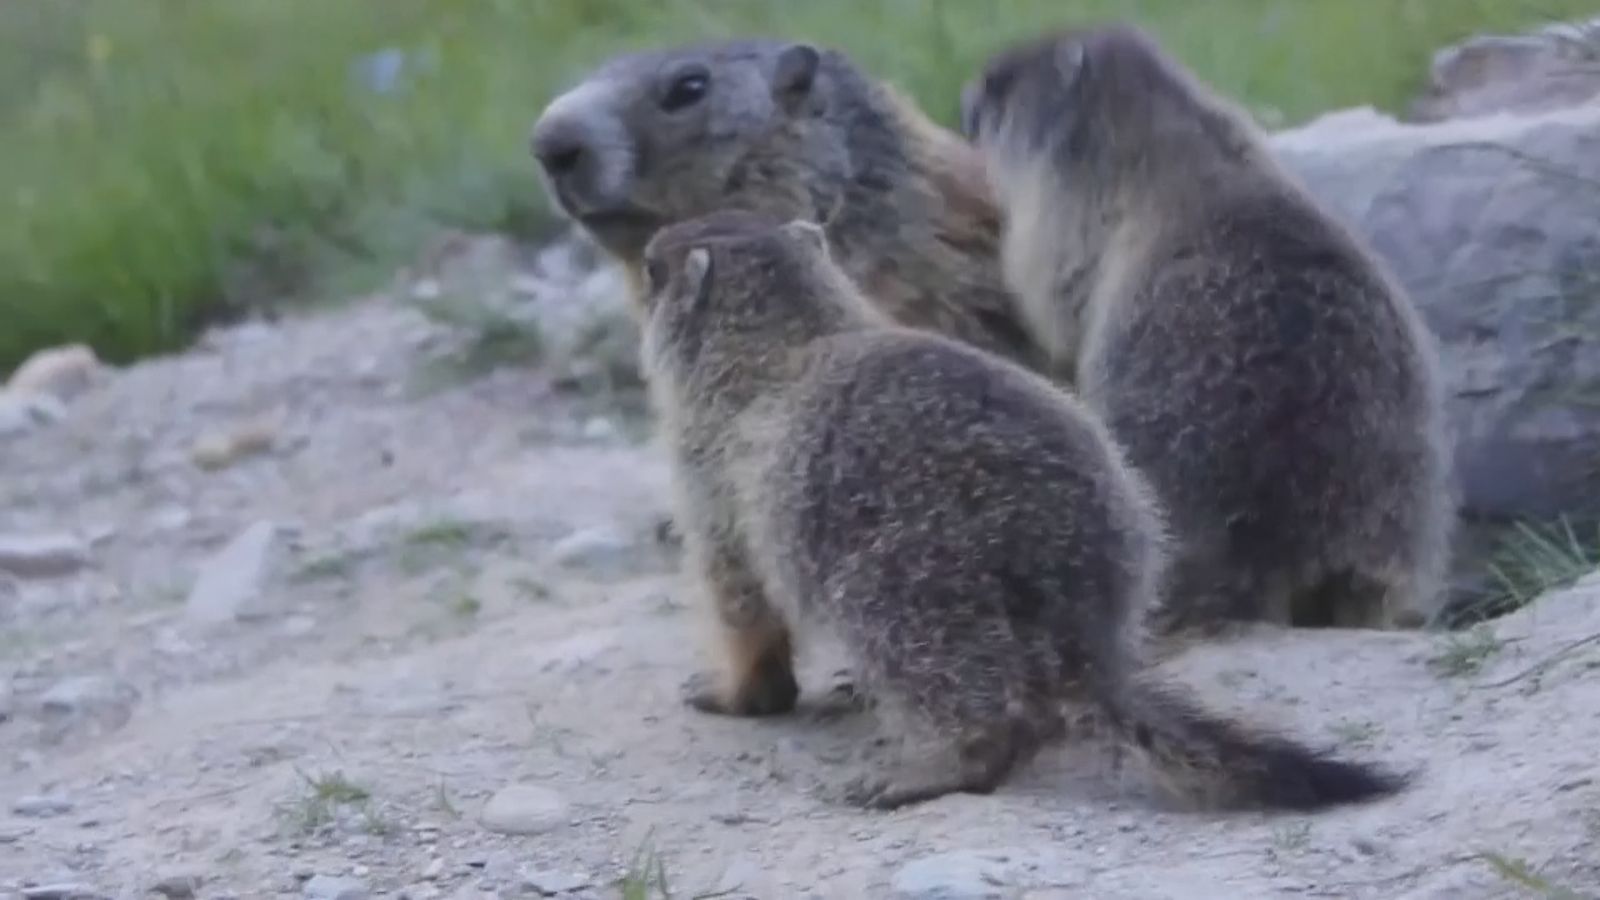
[2,261,1598,900]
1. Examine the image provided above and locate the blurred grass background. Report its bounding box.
[3,0,1597,374]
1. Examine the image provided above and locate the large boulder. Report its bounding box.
[1407,18,1600,123]
[1270,103,1600,522]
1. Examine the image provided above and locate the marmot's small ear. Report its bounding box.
[773,43,821,114]
[958,80,982,140]
[1054,40,1087,85]
[683,247,713,303]
[780,219,829,257]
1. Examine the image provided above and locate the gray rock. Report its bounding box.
[518,867,591,895]
[1271,102,1600,521]
[19,884,104,900]
[891,850,1035,900]
[149,873,203,899]
[478,784,568,836]
[33,674,137,744]
[145,505,194,533]
[184,520,280,625]
[1409,18,1600,123]
[39,674,137,719]
[0,533,89,579]
[6,343,103,400]
[715,857,760,894]
[302,875,369,900]
[547,526,640,575]
[11,794,74,817]
[0,392,66,438]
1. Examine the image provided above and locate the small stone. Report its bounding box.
[518,867,590,895]
[38,675,136,721]
[0,392,66,437]
[0,533,90,579]
[547,526,638,574]
[184,521,280,625]
[891,850,1026,899]
[1350,836,1382,857]
[0,395,31,437]
[302,875,369,900]
[12,794,75,817]
[280,615,318,638]
[580,417,615,440]
[190,418,277,470]
[83,524,117,547]
[20,884,105,900]
[146,505,193,533]
[478,784,569,836]
[422,859,445,880]
[150,873,203,899]
[6,344,103,401]
[716,857,759,894]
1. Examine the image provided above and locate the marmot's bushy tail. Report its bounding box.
[1093,675,1411,811]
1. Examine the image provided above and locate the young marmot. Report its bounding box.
[636,208,1409,812]
[530,37,1037,369]
[961,25,1456,637]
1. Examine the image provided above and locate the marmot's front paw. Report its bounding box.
[680,666,798,717]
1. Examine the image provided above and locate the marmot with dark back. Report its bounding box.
[960,25,1456,638]
[635,208,1409,812]
[529,37,1037,369]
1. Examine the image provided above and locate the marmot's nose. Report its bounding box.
[530,119,588,178]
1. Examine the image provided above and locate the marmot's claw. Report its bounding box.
[835,771,936,810]
[811,669,870,720]
[681,670,732,715]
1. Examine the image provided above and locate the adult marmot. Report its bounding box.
[961,25,1456,636]
[530,37,1038,368]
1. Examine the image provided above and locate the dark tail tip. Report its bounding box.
[1106,677,1416,813]
[1251,742,1413,811]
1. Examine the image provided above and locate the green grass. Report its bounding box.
[1429,624,1505,678]
[1450,517,1600,627]
[280,768,382,835]
[5,0,1598,375]
[1477,851,1588,899]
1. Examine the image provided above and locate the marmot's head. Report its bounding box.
[531,39,849,263]
[961,24,1249,184]
[637,209,867,371]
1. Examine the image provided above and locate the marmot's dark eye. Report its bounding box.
[644,257,669,295]
[660,71,709,112]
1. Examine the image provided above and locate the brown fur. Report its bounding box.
[962,24,1457,639]
[635,208,1410,812]
[530,38,1039,369]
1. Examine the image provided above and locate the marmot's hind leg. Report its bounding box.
[827,575,1061,809]
[1293,565,1429,630]
[682,545,800,717]
[838,718,1034,810]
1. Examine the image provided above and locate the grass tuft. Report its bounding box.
[1429,624,1504,678]
[1477,851,1588,899]
[1449,516,1600,628]
[281,768,379,836]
